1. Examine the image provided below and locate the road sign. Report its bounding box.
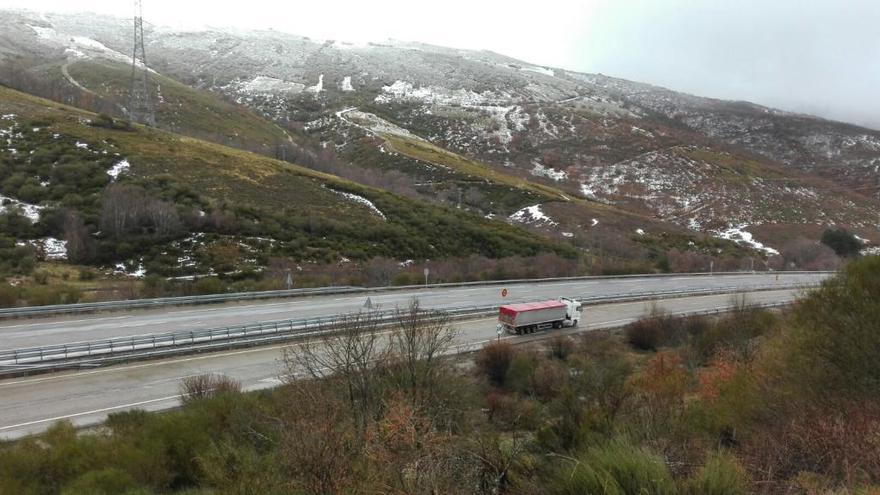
[423,267,430,285]
[501,288,508,297]
[364,297,373,309]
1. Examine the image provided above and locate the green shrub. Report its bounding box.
[586,440,676,495]
[783,256,880,398]
[686,452,749,495]
[61,467,140,495]
[550,461,623,495]
[821,228,862,257]
[549,439,675,495]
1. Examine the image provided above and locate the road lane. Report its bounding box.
[0,273,823,349]
[0,288,801,439]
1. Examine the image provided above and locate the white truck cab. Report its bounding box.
[560,297,582,327]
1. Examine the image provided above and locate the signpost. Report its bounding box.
[424,267,430,286]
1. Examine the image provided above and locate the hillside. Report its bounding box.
[0,11,293,156]
[4,10,873,256]
[1,85,595,298]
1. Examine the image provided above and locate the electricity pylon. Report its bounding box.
[129,0,155,126]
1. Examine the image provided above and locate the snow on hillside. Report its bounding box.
[27,23,152,70]
[509,204,557,226]
[336,108,423,140]
[714,225,779,256]
[327,188,386,220]
[531,161,567,181]
[0,194,43,222]
[233,76,305,95]
[107,159,130,180]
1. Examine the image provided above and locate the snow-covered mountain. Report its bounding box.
[2,9,879,258]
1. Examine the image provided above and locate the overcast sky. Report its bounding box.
[3,0,879,129]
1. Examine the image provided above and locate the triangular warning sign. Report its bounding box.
[364,297,373,309]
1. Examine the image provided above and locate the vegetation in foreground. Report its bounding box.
[2,257,879,494]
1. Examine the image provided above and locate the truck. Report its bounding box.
[498,297,582,335]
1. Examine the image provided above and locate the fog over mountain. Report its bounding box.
[0,0,877,129]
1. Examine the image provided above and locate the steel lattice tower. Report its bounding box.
[129,0,155,126]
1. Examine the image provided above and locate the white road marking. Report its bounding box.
[0,315,128,330]
[0,395,181,431]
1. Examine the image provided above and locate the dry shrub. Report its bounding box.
[624,308,706,351]
[179,373,242,404]
[740,402,880,492]
[547,334,574,360]
[476,340,516,387]
[697,350,742,403]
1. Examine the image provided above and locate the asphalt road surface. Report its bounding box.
[0,288,803,439]
[0,273,824,350]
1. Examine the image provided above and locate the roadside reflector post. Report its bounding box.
[496,323,503,341]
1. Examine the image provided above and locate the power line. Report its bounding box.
[128,0,155,126]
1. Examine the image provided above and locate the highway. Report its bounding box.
[0,288,804,439]
[0,273,824,350]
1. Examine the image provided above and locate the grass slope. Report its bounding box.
[0,85,575,264]
[65,59,292,155]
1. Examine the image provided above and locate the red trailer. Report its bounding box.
[498,298,581,335]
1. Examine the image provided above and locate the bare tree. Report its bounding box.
[179,373,242,404]
[63,210,94,263]
[388,299,459,405]
[282,310,390,432]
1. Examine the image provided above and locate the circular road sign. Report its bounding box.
[501,288,508,297]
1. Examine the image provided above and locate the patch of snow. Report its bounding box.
[0,194,43,222]
[591,218,599,227]
[115,262,146,278]
[75,141,88,149]
[336,108,423,140]
[636,228,645,236]
[562,232,574,238]
[509,204,557,226]
[854,234,870,244]
[306,74,324,93]
[531,161,567,181]
[237,76,305,94]
[1,114,15,120]
[107,159,130,180]
[714,225,779,256]
[376,80,509,106]
[521,66,555,77]
[861,246,880,256]
[340,76,354,92]
[40,237,67,260]
[327,188,386,220]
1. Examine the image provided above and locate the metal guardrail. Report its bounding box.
[0,283,809,375]
[0,271,833,319]
[0,286,363,319]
